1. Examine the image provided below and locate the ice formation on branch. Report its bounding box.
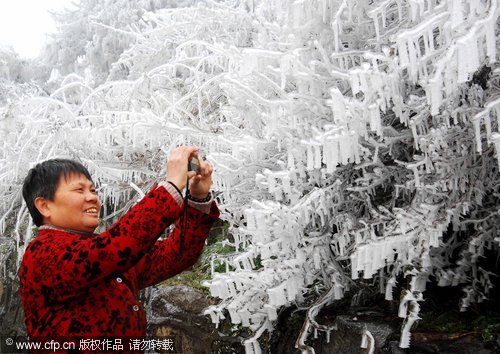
[360,329,375,354]
[1,0,499,352]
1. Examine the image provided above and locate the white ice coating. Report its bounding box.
[361,329,375,354]
[1,1,499,353]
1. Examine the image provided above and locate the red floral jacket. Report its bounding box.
[19,183,219,343]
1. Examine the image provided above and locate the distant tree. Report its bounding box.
[37,0,202,88]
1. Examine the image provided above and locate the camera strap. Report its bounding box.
[178,175,190,257]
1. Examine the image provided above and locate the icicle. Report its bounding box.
[210,258,216,275]
[361,330,375,354]
[491,133,500,169]
[267,172,276,194]
[238,309,251,327]
[410,274,428,293]
[407,39,418,81]
[429,230,440,248]
[245,209,256,230]
[282,176,292,195]
[450,0,464,30]
[467,36,479,76]
[397,289,423,348]
[307,145,314,170]
[363,254,373,280]
[350,130,361,164]
[399,298,420,348]
[129,182,145,201]
[397,39,409,66]
[330,88,347,121]
[484,113,492,143]
[457,41,469,84]
[372,14,380,41]
[313,247,321,269]
[340,134,351,164]
[328,138,339,172]
[314,145,322,169]
[264,304,278,321]
[398,291,409,318]
[359,67,370,95]
[285,278,296,301]
[351,253,359,279]
[428,78,442,116]
[244,340,260,354]
[207,309,220,325]
[228,281,237,296]
[437,270,451,287]
[409,120,419,150]
[203,306,224,327]
[351,71,360,95]
[473,117,482,153]
[333,22,340,52]
[333,282,343,300]
[260,243,271,260]
[369,104,381,135]
[219,280,231,299]
[228,307,242,324]
[287,150,295,170]
[385,277,396,300]
[268,285,287,307]
[485,20,495,62]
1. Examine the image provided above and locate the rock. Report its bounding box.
[147,284,244,354]
[0,278,4,304]
[387,333,498,354]
[151,285,216,314]
[311,314,394,353]
[0,236,26,337]
[271,305,499,354]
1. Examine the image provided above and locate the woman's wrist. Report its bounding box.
[166,181,183,196]
[187,191,212,203]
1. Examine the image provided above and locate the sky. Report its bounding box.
[0,0,74,58]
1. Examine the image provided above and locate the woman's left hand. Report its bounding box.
[188,159,213,199]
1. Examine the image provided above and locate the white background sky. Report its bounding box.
[0,0,74,58]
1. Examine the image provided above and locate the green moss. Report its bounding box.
[161,220,234,292]
[200,241,236,268]
[418,310,500,346]
[160,220,268,294]
[161,266,211,293]
[473,316,500,345]
[418,310,467,333]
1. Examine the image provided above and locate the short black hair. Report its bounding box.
[22,159,94,227]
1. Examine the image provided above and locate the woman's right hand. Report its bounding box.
[166,146,199,190]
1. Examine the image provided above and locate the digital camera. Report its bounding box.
[188,157,201,174]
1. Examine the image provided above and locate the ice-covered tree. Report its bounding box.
[0,46,43,102]
[1,0,499,352]
[38,0,202,87]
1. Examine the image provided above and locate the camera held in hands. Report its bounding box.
[188,157,201,174]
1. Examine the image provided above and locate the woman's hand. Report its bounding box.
[188,159,213,199]
[166,146,199,190]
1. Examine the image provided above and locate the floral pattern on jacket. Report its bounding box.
[19,184,219,340]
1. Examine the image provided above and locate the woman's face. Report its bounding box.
[40,173,101,233]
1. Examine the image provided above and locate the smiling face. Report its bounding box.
[35,173,101,233]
